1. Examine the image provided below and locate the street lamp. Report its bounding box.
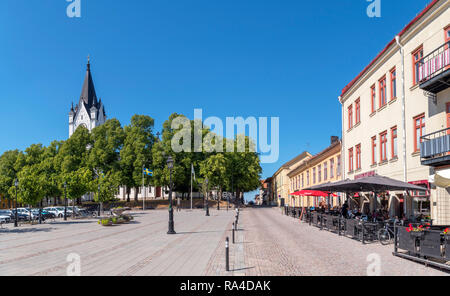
[205,178,210,216]
[64,182,67,221]
[14,178,18,227]
[167,156,176,234]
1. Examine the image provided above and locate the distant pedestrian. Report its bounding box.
[177,197,181,212]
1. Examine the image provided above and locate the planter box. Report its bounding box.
[419,231,442,259]
[445,235,450,261]
[398,227,417,253]
[410,231,425,239]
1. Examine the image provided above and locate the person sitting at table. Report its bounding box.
[341,201,349,218]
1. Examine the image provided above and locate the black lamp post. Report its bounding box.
[205,178,210,216]
[14,178,18,227]
[217,190,220,211]
[64,182,67,221]
[167,156,176,234]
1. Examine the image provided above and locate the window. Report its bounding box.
[372,136,377,165]
[380,131,388,162]
[348,104,353,129]
[318,165,322,183]
[379,76,387,107]
[356,144,361,170]
[414,114,426,152]
[330,159,334,178]
[371,85,376,113]
[412,46,424,85]
[390,68,397,100]
[348,148,354,172]
[391,126,398,158]
[301,174,304,188]
[307,171,310,186]
[313,168,316,184]
[337,155,341,176]
[324,162,328,181]
[355,98,361,124]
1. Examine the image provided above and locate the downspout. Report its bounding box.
[339,95,345,207]
[396,35,408,218]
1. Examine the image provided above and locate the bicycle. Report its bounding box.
[377,221,396,245]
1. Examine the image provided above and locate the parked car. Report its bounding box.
[17,208,37,220]
[10,210,30,221]
[0,210,14,221]
[0,211,11,224]
[44,207,67,218]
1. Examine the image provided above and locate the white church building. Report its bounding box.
[68,60,173,202]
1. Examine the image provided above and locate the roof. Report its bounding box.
[272,151,312,178]
[287,140,341,177]
[340,0,440,98]
[281,151,312,168]
[79,61,98,109]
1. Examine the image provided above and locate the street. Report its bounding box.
[0,207,448,276]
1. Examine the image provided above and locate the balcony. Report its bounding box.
[418,42,450,94]
[420,127,450,167]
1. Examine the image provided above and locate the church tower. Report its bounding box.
[69,58,107,137]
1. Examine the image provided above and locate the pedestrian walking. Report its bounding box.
[177,197,181,212]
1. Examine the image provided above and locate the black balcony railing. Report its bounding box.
[418,41,450,93]
[420,127,450,166]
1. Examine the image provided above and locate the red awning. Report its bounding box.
[291,190,337,197]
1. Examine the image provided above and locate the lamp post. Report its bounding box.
[217,190,220,211]
[167,156,176,234]
[64,182,67,221]
[205,178,210,217]
[14,178,18,227]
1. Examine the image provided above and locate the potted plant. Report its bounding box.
[98,218,113,226]
[406,224,425,238]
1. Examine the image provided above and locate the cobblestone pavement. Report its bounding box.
[217,207,449,276]
[2,207,448,276]
[0,209,235,276]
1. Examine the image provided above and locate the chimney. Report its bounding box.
[331,136,339,144]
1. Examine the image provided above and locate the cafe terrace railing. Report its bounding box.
[305,211,383,244]
[284,207,450,270]
[393,226,450,271]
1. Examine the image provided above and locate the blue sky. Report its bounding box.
[0,0,434,200]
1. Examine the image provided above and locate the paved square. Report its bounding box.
[1,207,448,276]
[0,209,235,276]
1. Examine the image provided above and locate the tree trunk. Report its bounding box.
[134,188,139,203]
[126,187,131,203]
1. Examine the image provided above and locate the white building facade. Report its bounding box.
[339,0,450,225]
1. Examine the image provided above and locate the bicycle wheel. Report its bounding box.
[378,228,391,245]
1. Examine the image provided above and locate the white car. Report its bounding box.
[0,215,10,224]
[44,207,67,218]
[17,208,36,220]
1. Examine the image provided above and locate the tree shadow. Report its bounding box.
[0,227,56,234]
[175,230,222,235]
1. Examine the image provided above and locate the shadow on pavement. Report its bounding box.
[0,227,57,234]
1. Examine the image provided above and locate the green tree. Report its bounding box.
[87,119,125,173]
[151,114,210,199]
[0,150,22,206]
[200,153,228,202]
[120,115,155,202]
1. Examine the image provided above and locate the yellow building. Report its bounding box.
[271,151,312,207]
[287,137,342,208]
[0,195,10,209]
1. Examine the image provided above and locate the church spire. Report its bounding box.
[79,55,98,108]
